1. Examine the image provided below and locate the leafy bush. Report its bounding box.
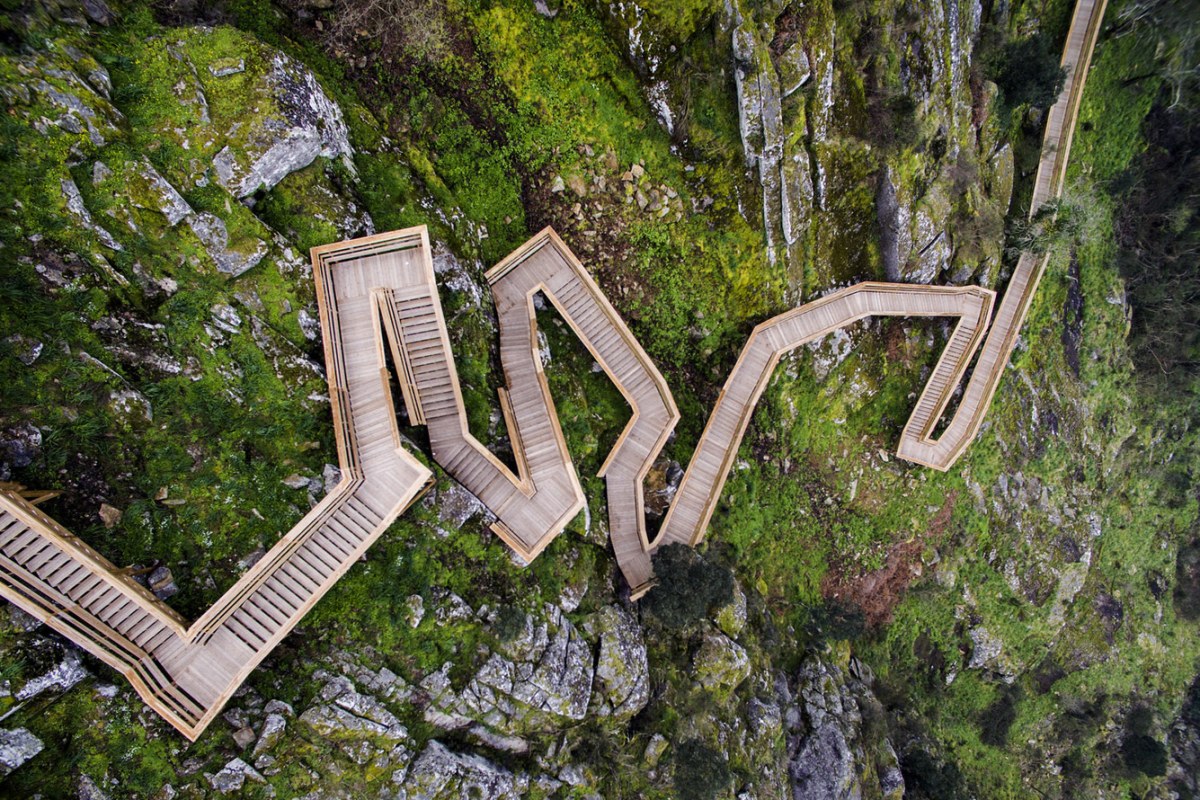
[978,686,1022,747]
[901,748,966,800]
[990,33,1067,110]
[673,739,732,800]
[1121,733,1167,777]
[1114,92,1200,396]
[644,544,734,630]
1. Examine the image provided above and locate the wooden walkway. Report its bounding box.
[897,0,1107,467]
[0,229,439,739]
[484,231,679,591]
[656,284,994,547]
[0,0,1105,737]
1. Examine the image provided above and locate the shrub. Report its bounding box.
[673,739,732,800]
[900,748,966,800]
[1114,94,1200,396]
[1121,733,1167,777]
[978,686,1022,747]
[644,544,734,630]
[990,33,1067,110]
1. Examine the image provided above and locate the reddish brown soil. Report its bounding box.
[821,491,957,628]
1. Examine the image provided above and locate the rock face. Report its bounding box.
[16,649,88,700]
[644,458,683,522]
[715,583,748,638]
[425,604,594,735]
[205,758,265,794]
[432,482,492,539]
[0,422,42,480]
[189,213,269,277]
[966,625,1017,682]
[693,627,752,693]
[0,728,43,777]
[300,675,409,740]
[590,605,650,719]
[400,740,528,800]
[708,0,1007,294]
[210,50,353,198]
[784,653,904,800]
[725,0,789,266]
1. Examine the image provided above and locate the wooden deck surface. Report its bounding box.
[0,0,1105,738]
[0,229,439,739]
[656,284,994,548]
[897,0,1107,468]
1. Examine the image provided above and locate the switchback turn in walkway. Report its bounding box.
[0,0,1106,738]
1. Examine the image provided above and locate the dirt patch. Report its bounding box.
[769,6,804,56]
[884,320,912,367]
[821,492,957,628]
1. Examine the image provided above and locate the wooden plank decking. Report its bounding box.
[655,284,995,548]
[896,0,1107,468]
[0,0,1105,738]
[0,229,438,740]
[485,230,680,592]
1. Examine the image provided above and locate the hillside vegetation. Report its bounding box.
[0,0,1196,797]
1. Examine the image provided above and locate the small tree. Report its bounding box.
[674,740,733,800]
[644,544,734,630]
[1004,198,1083,258]
[991,33,1068,110]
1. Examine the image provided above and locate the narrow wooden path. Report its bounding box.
[0,229,438,739]
[0,0,1106,737]
[485,231,679,592]
[898,0,1107,467]
[656,284,994,548]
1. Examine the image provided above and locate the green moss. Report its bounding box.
[255,161,356,252]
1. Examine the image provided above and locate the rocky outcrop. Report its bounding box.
[784,652,904,800]
[425,604,594,735]
[301,675,409,741]
[400,740,528,800]
[589,605,650,718]
[210,50,352,198]
[0,422,42,481]
[693,627,752,693]
[420,600,652,748]
[205,758,265,794]
[0,728,43,777]
[189,213,270,277]
[16,649,88,700]
[725,0,788,266]
[61,177,121,252]
[966,625,1018,683]
[644,458,683,523]
[715,582,748,637]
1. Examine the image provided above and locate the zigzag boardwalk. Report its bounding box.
[0,0,1106,739]
[0,229,438,739]
[656,284,994,548]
